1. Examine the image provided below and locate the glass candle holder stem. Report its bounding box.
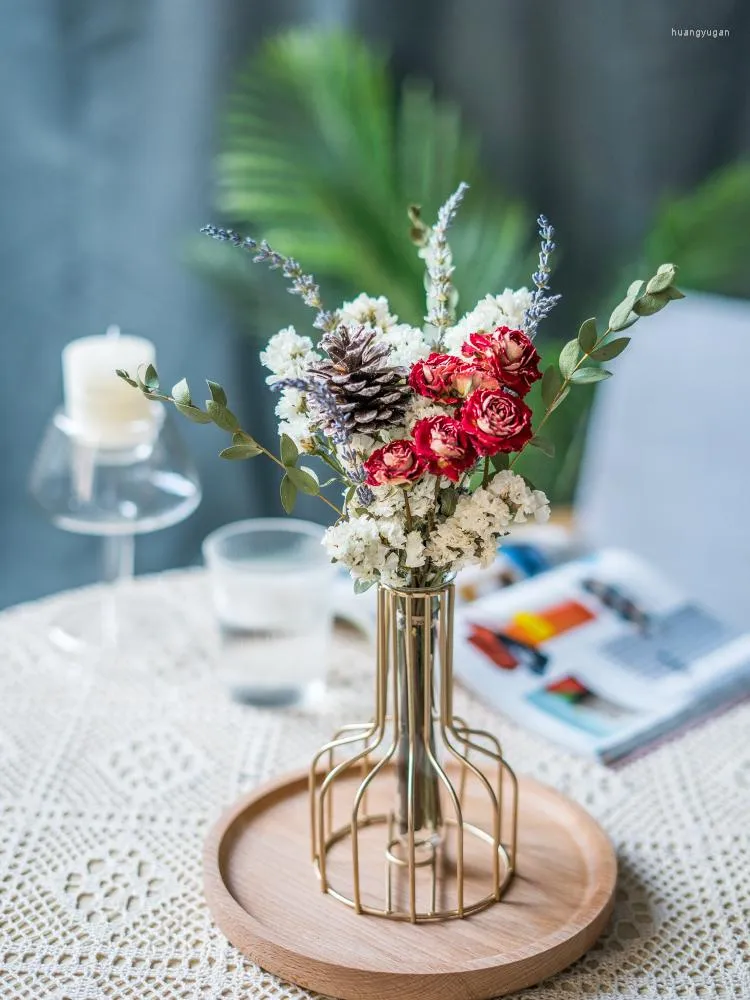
[100,534,136,647]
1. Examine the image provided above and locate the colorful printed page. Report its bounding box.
[454,549,750,762]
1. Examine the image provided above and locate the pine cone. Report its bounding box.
[309,326,411,434]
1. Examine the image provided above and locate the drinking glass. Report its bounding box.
[203,519,334,706]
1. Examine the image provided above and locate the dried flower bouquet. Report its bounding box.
[118,183,683,590]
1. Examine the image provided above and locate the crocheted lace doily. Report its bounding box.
[0,570,748,998]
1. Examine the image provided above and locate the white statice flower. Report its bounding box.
[379,323,431,368]
[403,395,448,435]
[489,470,551,523]
[323,511,413,587]
[404,530,426,569]
[260,326,321,383]
[443,288,535,355]
[273,386,315,452]
[366,474,440,523]
[339,294,398,332]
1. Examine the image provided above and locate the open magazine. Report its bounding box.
[455,548,750,762]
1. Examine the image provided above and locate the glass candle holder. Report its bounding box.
[203,519,335,706]
[29,406,201,652]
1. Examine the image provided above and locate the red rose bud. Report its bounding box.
[461,388,533,455]
[462,326,542,396]
[363,440,424,487]
[413,415,478,482]
[408,353,465,404]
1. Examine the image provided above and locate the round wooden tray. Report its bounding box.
[204,766,617,1000]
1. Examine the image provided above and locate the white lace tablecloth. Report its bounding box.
[1,569,748,999]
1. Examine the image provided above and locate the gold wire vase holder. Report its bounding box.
[310,581,518,923]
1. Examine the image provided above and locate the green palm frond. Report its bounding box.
[197,28,535,330]
[644,161,750,299]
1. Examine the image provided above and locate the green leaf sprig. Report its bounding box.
[115,368,343,518]
[510,263,685,468]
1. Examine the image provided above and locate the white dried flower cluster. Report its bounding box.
[338,293,397,331]
[259,327,321,449]
[443,288,534,355]
[322,470,549,587]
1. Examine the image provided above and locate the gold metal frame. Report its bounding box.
[310,582,518,922]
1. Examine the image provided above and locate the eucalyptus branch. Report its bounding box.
[424,182,468,338]
[200,225,339,334]
[510,262,685,469]
[115,367,343,517]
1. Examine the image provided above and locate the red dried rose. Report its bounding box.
[451,361,501,399]
[408,353,465,404]
[460,388,533,455]
[462,326,541,396]
[413,415,478,482]
[363,440,424,487]
[409,352,499,403]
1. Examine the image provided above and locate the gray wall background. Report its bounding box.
[1,0,748,608]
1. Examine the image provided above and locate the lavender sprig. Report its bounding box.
[271,377,372,507]
[200,225,339,334]
[424,182,469,338]
[523,214,562,339]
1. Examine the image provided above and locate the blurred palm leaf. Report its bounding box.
[643,161,750,298]
[194,28,534,330]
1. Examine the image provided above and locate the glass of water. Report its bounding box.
[203,518,335,706]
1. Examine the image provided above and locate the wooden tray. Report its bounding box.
[204,766,616,1000]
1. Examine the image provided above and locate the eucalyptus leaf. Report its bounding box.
[316,450,345,476]
[609,296,640,332]
[115,370,138,388]
[172,378,192,405]
[541,365,562,409]
[206,380,227,406]
[577,317,597,355]
[627,279,646,299]
[570,367,613,384]
[467,470,485,491]
[440,491,458,516]
[232,429,259,447]
[646,267,676,294]
[353,579,375,595]
[174,402,213,424]
[280,433,299,467]
[490,452,509,471]
[280,475,297,513]
[144,364,160,390]
[206,400,239,431]
[286,466,320,495]
[529,436,555,458]
[633,291,669,316]
[548,385,571,412]
[300,465,320,484]
[558,339,580,379]
[219,444,262,460]
[589,337,630,362]
[650,272,674,291]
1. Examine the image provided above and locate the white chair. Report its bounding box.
[576,291,750,628]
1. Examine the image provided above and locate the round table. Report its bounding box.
[1,570,748,999]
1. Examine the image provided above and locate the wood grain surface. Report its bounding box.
[204,766,617,1000]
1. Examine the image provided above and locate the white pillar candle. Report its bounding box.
[62,329,158,447]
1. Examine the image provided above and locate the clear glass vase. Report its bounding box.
[311,580,518,922]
